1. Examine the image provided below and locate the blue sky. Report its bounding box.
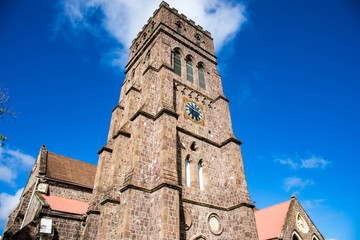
[1,0,359,239]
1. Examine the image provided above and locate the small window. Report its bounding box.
[131,70,135,84]
[146,51,150,67]
[177,23,182,34]
[196,35,201,46]
[198,65,206,89]
[186,58,194,83]
[198,160,204,190]
[174,50,181,76]
[190,141,197,151]
[185,157,191,187]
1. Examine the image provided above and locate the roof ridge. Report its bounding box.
[47,151,96,166]
[256,199,292,213]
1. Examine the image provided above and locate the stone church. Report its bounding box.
[2,2,324,240]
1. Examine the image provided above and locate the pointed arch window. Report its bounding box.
[292,231,302,240]
[198,160,204,190]
[312,235,319,240]
[196,35,201,46]
[186,58,194,83]
[131,70,135,85]
[198,65,206,90]
[174,50,181,76]
[146,51,150,67]
[177,23,182,34]
[185,157,191,187]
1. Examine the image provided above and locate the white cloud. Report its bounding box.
[283,177,314,192]
[0,148,35,185]
[0,188,23,222]
[302,199,326,210]
[277,157,299,170]
[301,156,329,169]
[0,165,17,185]
[57,0,247,67]
[276,154,330,170]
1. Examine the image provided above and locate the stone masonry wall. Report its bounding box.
[85,2,257,240]
[181,203,258,240]
[3,185,34,237]
[281,198,325,240]
[47,181,93,202]
[51,216,84,240]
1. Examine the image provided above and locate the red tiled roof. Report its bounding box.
[255,200,291,240]
[42,194,89,215]
[46,152,97,188]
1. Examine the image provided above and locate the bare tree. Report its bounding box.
[0,87,16,147]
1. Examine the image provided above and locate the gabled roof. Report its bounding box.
[255,200,291,240]
[42,194,89,215]
[45,151,97,188]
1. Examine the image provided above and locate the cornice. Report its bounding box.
[177,127,242,147]
[119,182,254,211]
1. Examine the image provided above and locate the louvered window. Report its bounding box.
[198,66,206,89]
[186,59,193,83]
[174,51,181,76]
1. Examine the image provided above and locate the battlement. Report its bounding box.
[131,1,212,47]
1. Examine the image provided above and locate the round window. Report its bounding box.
[207,213,223,235]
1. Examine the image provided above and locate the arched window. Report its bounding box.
[186,58,194,83]
[185,157,191,187]
[174,50,181,76]
[292,231,302,240]
[131,70,135,84]
[196,35,201,46]
[198,65,206,90]
[312,235,319,240]
[177,22,182,34]
[146,51,150,67]
[198,160,204,190]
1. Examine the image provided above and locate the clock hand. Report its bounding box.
[188,105,201,114]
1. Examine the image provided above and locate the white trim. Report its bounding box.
[198,161,204,190]
[292,231,302,240]
[185,158,191,187]
[312,234,320,240]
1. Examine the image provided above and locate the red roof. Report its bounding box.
[42,194,89,215]
[255,200,291,240]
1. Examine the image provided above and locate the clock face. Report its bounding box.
[184,101,203,122]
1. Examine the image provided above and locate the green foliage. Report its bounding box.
[0,134,6,147]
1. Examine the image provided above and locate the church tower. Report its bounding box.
[82,2,258,239]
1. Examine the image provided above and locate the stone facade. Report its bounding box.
[82,2,258,239]
[2,2,326,240]
[281,197,324,240]
[2,146,95,240]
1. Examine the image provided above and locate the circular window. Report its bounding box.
[207,213,223,235]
